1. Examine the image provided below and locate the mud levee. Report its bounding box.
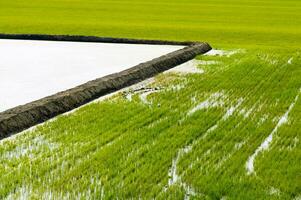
[0,33,196,46]
[0,34,211,139]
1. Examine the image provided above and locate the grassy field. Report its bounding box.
[0,51,300,199]
[0,0,301,199]
[0,0,301,49]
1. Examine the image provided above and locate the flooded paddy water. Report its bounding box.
[0,39,183,112]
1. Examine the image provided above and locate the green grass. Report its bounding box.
[0,51,300,199]
[0,0,301,199]
[0,0,301,50]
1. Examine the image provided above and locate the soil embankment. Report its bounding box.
[0,34,211,139]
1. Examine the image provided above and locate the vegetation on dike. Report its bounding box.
[0,0,300,199]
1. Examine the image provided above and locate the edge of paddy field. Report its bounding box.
[0,36,212,139]
[0,31,300,52]
[0,48,239,143]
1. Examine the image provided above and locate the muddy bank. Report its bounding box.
[0,33,196,46]
[0,35,211,139]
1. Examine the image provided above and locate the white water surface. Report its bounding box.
[0,39,183,112]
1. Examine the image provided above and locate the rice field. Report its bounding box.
[0,49,300,199]
[0,0,301,199]
[0,39,182,112]
[0,0,301,50]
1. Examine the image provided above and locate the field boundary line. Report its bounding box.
[0,34,211,139]
[0,33,198,46]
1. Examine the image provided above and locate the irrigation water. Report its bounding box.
[0,39,183,112]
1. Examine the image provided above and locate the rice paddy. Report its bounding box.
[0,49,300,199]
[0,39,182,112]
[0,0,300,199]
[0,0,301,50]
